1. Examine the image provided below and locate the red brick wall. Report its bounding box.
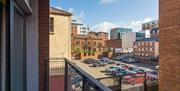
[105,39,122,48]
[159,0,180,91]
[38,0,49,91]
[49,75,64,91]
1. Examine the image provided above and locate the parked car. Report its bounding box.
[123,73,145,85]
[115,69,128,76]
[105,66,121,72]
[155,65,159,70]
[100,57,115,64]
[146,71,158,81]
[112,56,127,61]
[106,66,122,75]
[125,58,139,63]
[100,57,110,61]
[84,58,97,64]
[91,61,107,67]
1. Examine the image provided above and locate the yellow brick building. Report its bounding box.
[49,7,72,60]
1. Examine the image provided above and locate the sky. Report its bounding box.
[50,0,159,32]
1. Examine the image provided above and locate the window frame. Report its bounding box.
[0,2,3,91]
[49,17,54,33]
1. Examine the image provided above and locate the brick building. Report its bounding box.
[105,39,122,54]
[150,28,159,38]
[50,7,72,60]
[133,38,159,60]
[159,0,180,91]
[71,31,108,59]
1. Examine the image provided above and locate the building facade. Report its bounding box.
[50,7,72,60]
[71,20,89,36]
[110,28,132,40]
[72,31,108,59]
[122,32,145,53]
[142,20,159,30]
[105,39,122,54]
[150,28,159,38]
[133,38,159,60]
[0,0,49,91]
[159,0,180,91]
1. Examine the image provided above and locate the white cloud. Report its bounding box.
[68,7,75,13]
[73,11,85,23]
[68,7,85,23]
[91,18,153,33]
[55,6,62,10]
[92,21,119,33]
[100,0,119,4]
[142,18,152,23]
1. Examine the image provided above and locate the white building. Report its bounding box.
[122,31,145,53]
[122,32,136,53]
[71,20,89,35]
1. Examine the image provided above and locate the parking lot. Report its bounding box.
[72,59,158,91]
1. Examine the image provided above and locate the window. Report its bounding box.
[50,17,54,33]
[142,42,144,46]
[76,41,80,45]
[118,33,121,39]
[150,48,153,51]
[150,42,152,46]
[142,48,144,51]
[11,6,26,91]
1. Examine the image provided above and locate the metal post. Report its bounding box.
[64,60,68,91]
[144,72,147,91]
[119,76,122,91]
[45,58,49,91]
[82,77,89,91]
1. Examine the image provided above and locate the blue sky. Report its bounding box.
[50,0,159,32]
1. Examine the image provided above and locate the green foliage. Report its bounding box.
[72,46,96,54]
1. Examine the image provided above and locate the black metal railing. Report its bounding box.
[97,72,158,91]
[46,58,158,91]
[46,57,112,91]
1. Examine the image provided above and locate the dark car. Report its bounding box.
[125,58,139,63]
[92,61,107,67]
[84,58,97,64]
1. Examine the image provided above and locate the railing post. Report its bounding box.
[144,72,147,91]
[119,76,122,91]
[45,58,49,91]
[64,59,68,91]
[82,77,89,91]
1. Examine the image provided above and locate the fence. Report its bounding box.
[47,57,112,91]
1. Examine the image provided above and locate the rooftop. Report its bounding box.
[50,7,72,16]
[136,37,159,42]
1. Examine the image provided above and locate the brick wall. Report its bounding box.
[159,0,180,91]
[38,0,49,91]
[105,39,122,48]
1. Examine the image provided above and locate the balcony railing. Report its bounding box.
[46,58,158,91]
[46,57,112,91]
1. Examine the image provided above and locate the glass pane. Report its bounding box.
[11,7,25,91]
